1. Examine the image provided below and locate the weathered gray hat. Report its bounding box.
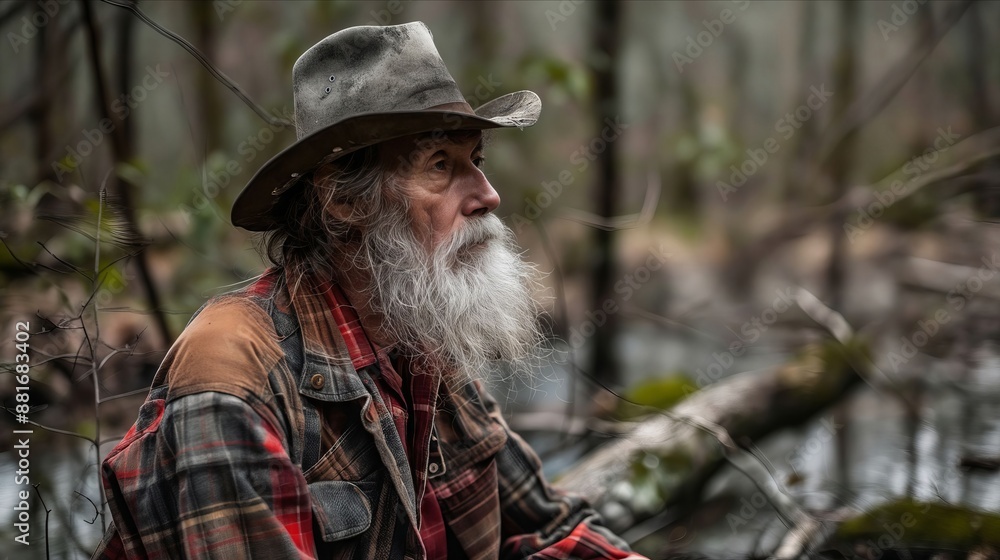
[232,21,541,231]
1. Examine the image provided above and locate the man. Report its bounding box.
[93,22,645,560]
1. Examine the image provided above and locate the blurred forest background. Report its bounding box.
[2,0,1000,558]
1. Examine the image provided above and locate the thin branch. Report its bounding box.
[557,170,661,231]
[731,131,1000,283]
[19,418,97,447]
[74,491,101,525]
[794,287,886,382]
[0,237,41,277]
[621,306,726,344]
[31,484,52,559]
[96,0,291,127]
[29,354,94,368]
[36,242,92,280]
[98,386,149,404]
[794,288,854,345]
[902,256,1000,301]
[815,0,973,166]
[100,434,127,445]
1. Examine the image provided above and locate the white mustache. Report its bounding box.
[443,215,505,256]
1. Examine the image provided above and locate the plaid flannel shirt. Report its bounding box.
[92,264,646,560]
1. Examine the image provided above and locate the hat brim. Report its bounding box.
[232,90,541,231]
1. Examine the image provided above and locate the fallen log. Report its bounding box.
[555,340,863,529]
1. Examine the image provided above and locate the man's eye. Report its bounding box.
[433,160,447,171]
[473,156,486,169]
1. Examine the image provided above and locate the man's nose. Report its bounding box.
[463,170,501,217]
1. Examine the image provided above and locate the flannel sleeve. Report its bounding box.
[479,386,648,560]
[100,391,317,559]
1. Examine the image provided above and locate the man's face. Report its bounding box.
[378,130,500,254]
[345,129,542,385]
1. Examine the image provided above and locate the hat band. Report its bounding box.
[426,100,476,115]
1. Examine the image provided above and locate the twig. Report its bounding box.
[98,386,149,404]
[36,242,92,280]
[731,135,1000,285]
[793,288,853,344]
[19,418,98,447]
[96,0,291,127]
[0,237,41,277]
[31,484,52,559]
[901,256,1000,301]
[621,306,726,344]
[769,506,854,560]
[92,187,107,530]
[75,491,101,525]
[557,170,660,231]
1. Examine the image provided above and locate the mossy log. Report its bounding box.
[823,499,1000,557]
[556,342,863,522]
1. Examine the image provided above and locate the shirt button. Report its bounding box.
[310,374,325,390]
[428,463,439,474]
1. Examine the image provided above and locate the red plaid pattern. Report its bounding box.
[92,263,645,559]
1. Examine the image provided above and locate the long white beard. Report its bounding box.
[356,211,543,387]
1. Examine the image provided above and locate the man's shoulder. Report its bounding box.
[159,294,287,401]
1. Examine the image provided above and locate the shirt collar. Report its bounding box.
[264,262,374,402]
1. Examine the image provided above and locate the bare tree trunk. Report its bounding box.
[823,0,859,313]
[966,2,1000,219]
[784,0,820,205]
[192,0,222,154]
[588,0,622,386]
[81,0,173,346]
[821,1,861,500]
[32,15,53,184]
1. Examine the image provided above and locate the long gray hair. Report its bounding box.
[259,145,405,288]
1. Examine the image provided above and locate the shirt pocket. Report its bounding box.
[308,479,373,541]
[303,413,380,482]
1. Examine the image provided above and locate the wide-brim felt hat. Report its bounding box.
[232,21,541,231]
